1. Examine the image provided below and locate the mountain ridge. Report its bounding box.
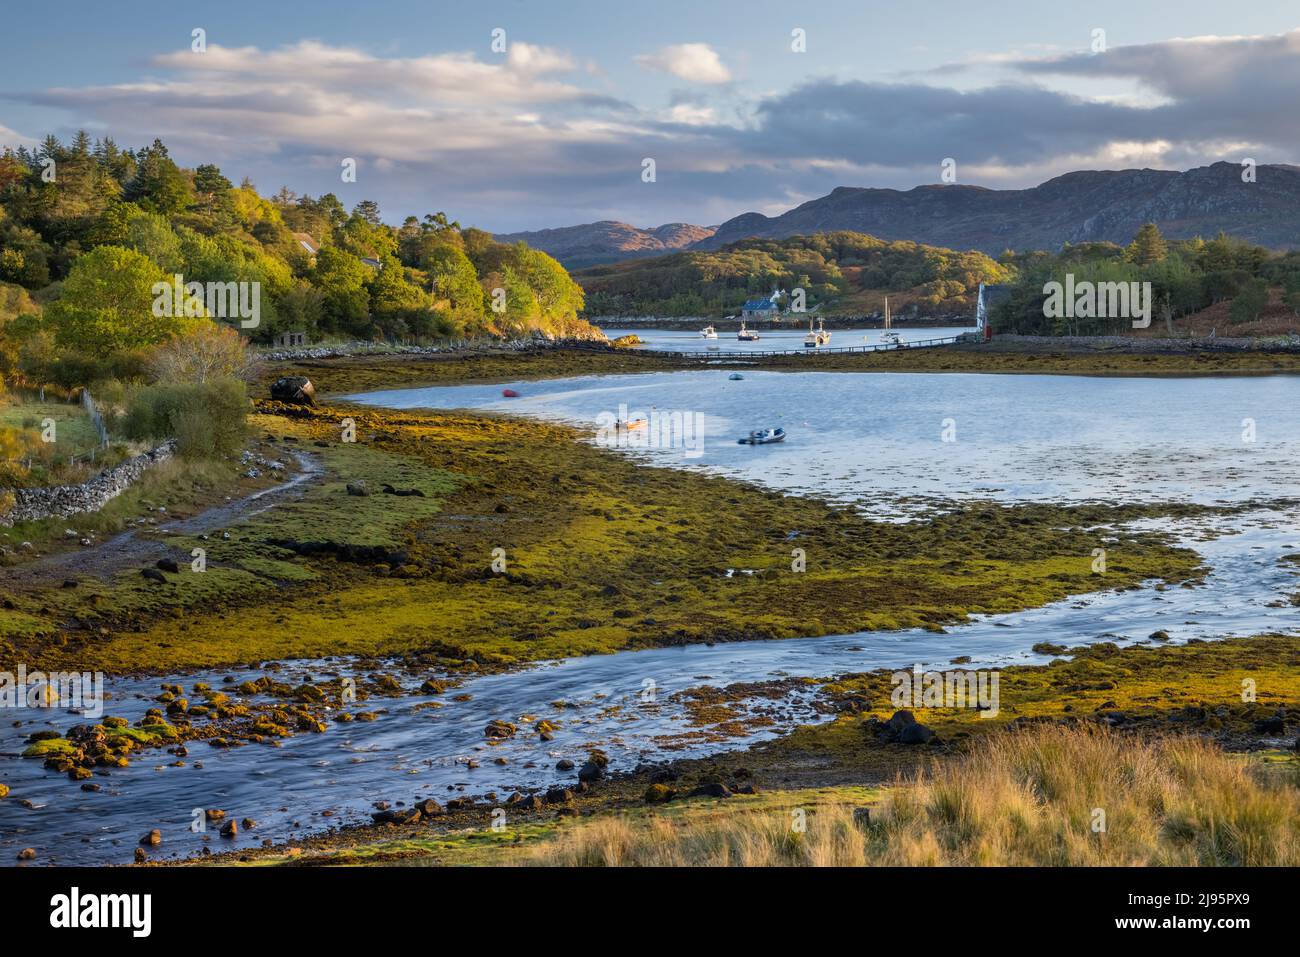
[502,163,1300,268]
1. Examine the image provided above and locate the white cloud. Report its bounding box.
[635,43,731,84]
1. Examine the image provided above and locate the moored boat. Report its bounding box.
[737,427,786,445]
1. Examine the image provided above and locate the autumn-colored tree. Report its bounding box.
[1127,223,1168,266]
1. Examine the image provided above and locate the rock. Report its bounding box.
[446,797,476,812]
[544,787,573,805]
[381,484,425,497]
[577,760,605,783]
[0,784,8,799]
[17,848,36,860]
[517,795,544,811]
[1149,630,1171,641]
[555,759,575,771]
[204,809,226,822]
[270,376,316,405]
[852,807,872,830]
[140,829,162,846]
[134,847,147,863]
[140,568,167,584]
[734,784,759,795]
[61,579,78,589]
[484,720,517,739]
[871,710,937,745]
[644,783,674,803]
[897,722,935,745]
[156,558,180,573]
[1254,713,1287,735]
[689,782,732,799]
[371,807,420,825]
[241,818,257,830]
[415,798,444,817]
[220,819,238,838]
[346,481,369,497]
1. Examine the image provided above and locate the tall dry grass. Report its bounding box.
[529,724,1299,866]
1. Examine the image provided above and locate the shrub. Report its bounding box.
[123,376,249,459]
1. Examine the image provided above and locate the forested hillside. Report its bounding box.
[575,232,1013,317]
[0,132,592,389]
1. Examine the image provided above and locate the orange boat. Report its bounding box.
[502,389,520,397]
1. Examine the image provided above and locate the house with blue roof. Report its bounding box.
[741,295,781,320]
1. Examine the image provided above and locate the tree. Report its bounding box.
[125,139,192,216]
[427,243,485,336]
[1228,278,1268,325]
[147,322,255,383]
[44,245,196,352]
[1127,223,1168,266]
[312,246,370,334]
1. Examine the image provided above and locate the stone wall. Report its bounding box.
[0,442,175,527]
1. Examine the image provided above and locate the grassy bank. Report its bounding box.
[521,726,1299,866]
[1,401,1207,674]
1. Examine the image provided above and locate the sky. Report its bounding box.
[3,0,1300,233]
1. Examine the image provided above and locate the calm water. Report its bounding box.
[599,325,974,353]
[349,370,1300,513]
[5,370,1299,864]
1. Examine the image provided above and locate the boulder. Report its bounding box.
[688,782,732,799]
[270,376,316,405]
[644,783,674,804]
[577,760,605,783]
[139,829,162,846]
[544,787,573,805]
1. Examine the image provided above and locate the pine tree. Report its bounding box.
[1127,223,1168,266]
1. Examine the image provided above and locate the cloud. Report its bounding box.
[635,43,731,84]
[14,30,1300,231]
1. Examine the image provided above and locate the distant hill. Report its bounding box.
[575,231,1012,317]
[491,220,716,269]
[700,163,1300,254]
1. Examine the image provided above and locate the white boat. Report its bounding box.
[737,321,760,341]
[803,319,830,348]
[700,325,718,339]
[879,297,899,344]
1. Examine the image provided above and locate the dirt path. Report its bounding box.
[2,449,323,588]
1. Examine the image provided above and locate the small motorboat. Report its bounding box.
[738,427,786,445]
[616,418,647,431]
[728,373,745,380]
[502,388,521,397]
[700,325,718,339]
[737,321,760,341]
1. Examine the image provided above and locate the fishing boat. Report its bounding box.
[803,318,830,348]
[737,321,760,341]
[700,325,718,339]
[737,427,786,445]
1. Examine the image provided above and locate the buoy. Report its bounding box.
[502,389,520,398]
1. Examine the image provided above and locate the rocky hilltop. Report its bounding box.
[492,221,716,269]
